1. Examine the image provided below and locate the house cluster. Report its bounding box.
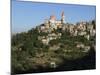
[38,33,62,45]
[62,21,96,40]
[76,43,90,52]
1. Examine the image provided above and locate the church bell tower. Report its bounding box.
[61,11,65,24]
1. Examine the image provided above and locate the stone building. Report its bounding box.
[43,11,66,32]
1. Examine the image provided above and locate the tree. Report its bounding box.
[92,20,96,29]
[49,39,58,46]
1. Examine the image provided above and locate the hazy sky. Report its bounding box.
[12,0,96,33]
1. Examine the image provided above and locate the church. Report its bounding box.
[44,11,66,32]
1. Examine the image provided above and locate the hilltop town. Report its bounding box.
[36,11,95,47]
[11,11,96,74]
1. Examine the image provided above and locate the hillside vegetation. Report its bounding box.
[11,20,96,74]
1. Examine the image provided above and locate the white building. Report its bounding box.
[41,38,49,45]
